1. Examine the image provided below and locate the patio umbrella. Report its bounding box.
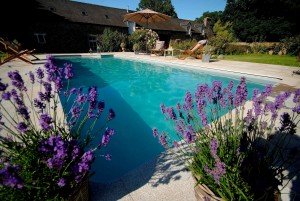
[123,8,171,28]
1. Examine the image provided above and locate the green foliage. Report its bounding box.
[99,28,127,52]
[224,43,251,55]
[129,29,159,51]
[222,0,300,42]
[169,39,197,50]
[0,51,10,63]
[281,35,300,56]
[209,20,236,54]
[195,11,223,27]
[137,0,178,18]
[202,45,215,55]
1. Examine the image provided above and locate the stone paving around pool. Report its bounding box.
[1,53,299,201]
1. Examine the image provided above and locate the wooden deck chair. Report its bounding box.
[0,49,35,66]
[151,41,165,56]
[0,37,40,62]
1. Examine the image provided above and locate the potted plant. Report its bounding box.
[0,55,116,200]
[153,78,299,200]
[202,45,214,62]
[120,42,126,52]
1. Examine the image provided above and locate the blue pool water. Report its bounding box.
[56,57,271,183]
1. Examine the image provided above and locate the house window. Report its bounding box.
[82,11,88,16]
[34,33,46,44]
[88,35,97,51]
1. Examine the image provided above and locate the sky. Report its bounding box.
[76,0,226,20]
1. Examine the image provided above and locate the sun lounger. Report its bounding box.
[0,49,36,65]
[151,41,165,56]
[0,37,40,64]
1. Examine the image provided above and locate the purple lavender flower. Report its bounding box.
[245,109,254,124]
[105,154,112,161]
[262,84,273,97]
[16,122,28,133]
[108,109,116,120]
[160,103,166,114]
[293,89,300,103]
[152,128,159,137]
[252,89,260,101]
[2,91,11,100]
[77,150,94,173]
[33,98,46,112]
[234,77,248,107]
[70,106,81,119]
[57,178,66,187]
[88,86,97,102]
[97,101,105,114]
[11,90,24,106]
[195,84,208,100]
[175,120,185,135]
[196,99,206,115]
[8,70,26,91]
[176,103,181,111]
[54,77,63,92]
[69,88,77,94]
[76,94,87,104]
[227,81,234,91]
[292,105,300,114]
[28,71,35,84]
[64,63,73,79]
[17,106,30,120]
[0,79,8,91]
[159,134,167,146]
[183,130,194,143]
[39,113,53,131]
[36,67,44,79]
[0,163,24,189]
[210,138,218,158]
[101,127,115,146]
[166,107,176,120]
[183,91,193,111]
[204,158,226,185]
[173,141,179,148]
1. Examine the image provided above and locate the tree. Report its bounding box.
[195,11,223,27]
[137,0,178,18]
[222,0,300,42]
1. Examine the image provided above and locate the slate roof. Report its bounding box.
[36,0,202,33]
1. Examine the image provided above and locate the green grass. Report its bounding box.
[223,54,300,67]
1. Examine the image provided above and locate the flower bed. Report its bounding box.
[0,56,116,200]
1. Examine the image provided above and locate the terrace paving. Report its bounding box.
[0,53,299,201]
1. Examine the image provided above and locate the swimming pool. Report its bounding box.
[56,57,273,184]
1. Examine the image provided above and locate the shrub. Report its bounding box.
[153,78,299,200]
[281,35,300,56]
[0,56,116,200]
[129,29,159,52]
[169,39,198,51]
[224,43,251,54]
[209,20,236,54]
[99,28,126,52]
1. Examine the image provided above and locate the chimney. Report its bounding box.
[127,5,129,13]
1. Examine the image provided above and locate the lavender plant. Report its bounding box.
[154,77,299,200]
[0,56,116,200]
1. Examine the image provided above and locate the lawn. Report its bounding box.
[223,54,300,67]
